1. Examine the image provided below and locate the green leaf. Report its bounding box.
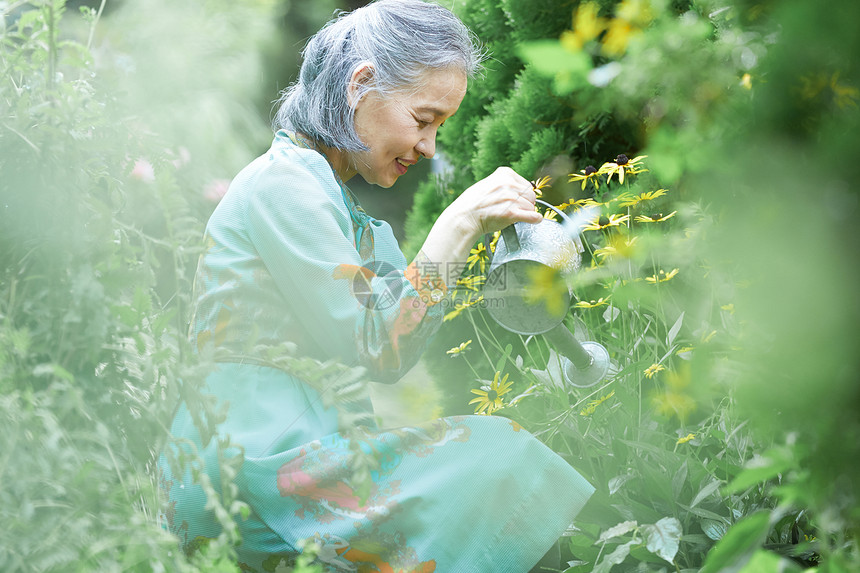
[598,520,638,543]
[700,519,728,541]
[691,478,723,508]
[723,448,793,494]
[517,40,592,76]
[667,311,685,347]
[700,511,771,573]
[642,517,683,564]
[738,550,802,572]
[593,540,636,573]
[495,343,513,374]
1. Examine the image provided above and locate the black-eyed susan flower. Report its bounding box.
[800,71,860,110]
[579,196,617,209]
[489,230,501,252]
[594,235,639,260]
[542,202,571,221]
[531,175,552,198]
[466,243,490,274]
[561,1,606,52]
[602,18,634,57]
[616,0,653,25]
[456,274,485,292]
[582,213,630,231]
[653,390,696,422]
[446,340,472,357]
[600,154,647,185]
[579,390,616,416]
[569,165,602,191]
[601,0,652,57]
[701,329,717,344]
[618,188,668,208]
[634,211,677,223]
[645,268,679,284]
[524,265,568,317]
[443,293,484,322]
[574,296,611,309]
[644,363,665,379]
[830,71,859,109]
[651,364,696,422]
[469,371,514,415]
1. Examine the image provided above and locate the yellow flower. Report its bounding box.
[676,433,696,445]
[489,230,501,252]
[600,154,647,185]
[582,213,630,231]
[469,371,514,415]
[634,211,677,223]
[466,243,490,274]
[456,274,485,292]
[579,197,617,209]
[617,0,653,25]
[562,1,606,51]
[645,268,679,284]
[574,296,611,309]
[676,346,695,356]
[594,235,639,260]
[721,303,735,314]
[542,202,571,221]
[524,264,568,317]
[532,175,552,198]
[830,71,859,109]
[740,73,753,90]
[644,363,665,378]
[443,294,484,322]
[569,165,602,191]
[618,188,667,208]
[602,18,634,57]
[446,340,472,356]
[651,363,696,421]
[579,390,616,416]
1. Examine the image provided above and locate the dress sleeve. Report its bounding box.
[243,153,445,383]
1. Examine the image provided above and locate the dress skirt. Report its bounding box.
[159,362,595,572]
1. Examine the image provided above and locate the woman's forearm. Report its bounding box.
[416,206,480,287]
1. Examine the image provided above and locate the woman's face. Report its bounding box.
[348,67,467,188]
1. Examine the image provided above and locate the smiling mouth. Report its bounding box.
[396,158,414,175]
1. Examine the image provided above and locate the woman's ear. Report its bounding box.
[347,62,375,107]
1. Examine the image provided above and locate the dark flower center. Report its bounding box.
[653,213,663,220]
[598,216,610,227]
[487,390,498,401]
[615,154,629,165]
[585,165,597,175]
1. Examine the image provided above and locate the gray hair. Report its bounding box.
[273,0,484,152]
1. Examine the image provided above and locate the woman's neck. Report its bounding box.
[298,132,356,182]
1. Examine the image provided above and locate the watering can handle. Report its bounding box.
[483,199,577,263]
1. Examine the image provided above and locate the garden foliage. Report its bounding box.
[0,1,319,571]
[405,0,860,571]
[2,0,858,572]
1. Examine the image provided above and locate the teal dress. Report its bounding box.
[159,131,594,572]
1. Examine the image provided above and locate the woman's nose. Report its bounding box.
[416,135,436,160]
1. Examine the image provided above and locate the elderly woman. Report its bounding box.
[159,0,594,570]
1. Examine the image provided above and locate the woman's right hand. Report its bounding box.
[447,166,544,240]
[418,166,543,286]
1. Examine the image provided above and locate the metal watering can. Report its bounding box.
[482,200,610,388]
